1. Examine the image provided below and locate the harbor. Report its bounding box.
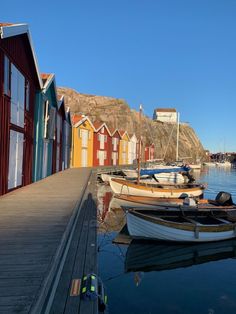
[97,166,236,314]
[1,3,236,314]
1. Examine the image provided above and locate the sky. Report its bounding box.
[1,0,236,153]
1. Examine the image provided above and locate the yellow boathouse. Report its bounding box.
[119,130,130,165]
[71,115,94,167]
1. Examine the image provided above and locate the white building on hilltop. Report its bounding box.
[153,108,177,123]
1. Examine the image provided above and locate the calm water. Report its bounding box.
[97,167,236,314]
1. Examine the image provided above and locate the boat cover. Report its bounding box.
[140,166,190,176]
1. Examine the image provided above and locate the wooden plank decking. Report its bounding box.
[0,168,98,314]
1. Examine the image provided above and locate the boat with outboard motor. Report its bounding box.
[126,195,236,242]
[109,192,235,211]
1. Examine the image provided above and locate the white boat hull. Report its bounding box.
[153,172,186,184]
[101,173,124,183]
[110,179,204,198]
[127,212,236,242]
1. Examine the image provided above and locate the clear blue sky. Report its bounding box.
[2,0,236,153]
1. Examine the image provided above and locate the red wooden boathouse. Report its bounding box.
[0,23,42,196]
[93,121,112,166]
[110,128,121,166]
[145,143,155,161]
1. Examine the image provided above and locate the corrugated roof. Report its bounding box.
[41,73,51,80]
[155,108,176,112]
[93,121,104,130]
[41,73,54,86]
[119,130,126,137]
[72,114,85,125]
[0,23,14,26]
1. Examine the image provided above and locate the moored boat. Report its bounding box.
[110,178,205,198]
[126,208,236,242]
[109,194,186,210]
[153,172,187,184]
[109,192,236,211]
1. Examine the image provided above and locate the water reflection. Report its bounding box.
[125,239,236,273]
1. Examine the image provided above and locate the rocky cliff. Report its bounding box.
[58,87,206,162]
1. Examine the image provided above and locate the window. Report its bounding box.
[100,134,104,149]
[4,56,10,96]
[43,101,49,138]
[8,130,24,189]
[48,107,56,139]
[10,64,25,128]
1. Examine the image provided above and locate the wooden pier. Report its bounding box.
[0,168,98,314]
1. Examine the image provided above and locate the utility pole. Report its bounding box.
[176,112,180,162]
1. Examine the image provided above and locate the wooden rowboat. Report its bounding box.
[126,209,236,242]
[109,194,186,210]
[109,193,236,211]
[110,178,205,198]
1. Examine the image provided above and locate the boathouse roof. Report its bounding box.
[0,23,43,89]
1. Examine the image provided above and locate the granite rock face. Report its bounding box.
[58,87,206,162]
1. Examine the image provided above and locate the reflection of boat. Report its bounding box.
[125,238,236,273]
[110,178,205,198]
[126,208,236,242]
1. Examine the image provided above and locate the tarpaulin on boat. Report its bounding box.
[140,166,190,176]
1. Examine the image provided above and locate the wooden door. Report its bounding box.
[98,150,105,166]
[81,129,88,147]
[81,148,87,167]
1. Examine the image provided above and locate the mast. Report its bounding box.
[137,104,142,184]
[176,112,180,162]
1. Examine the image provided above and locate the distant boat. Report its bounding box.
[126,208,236,242]
[189,163,202,170]
[110,178,205,198]
[215,161,231,167]
[125,238,236,273]
[203,162,216,167]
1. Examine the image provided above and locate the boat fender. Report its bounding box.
[183,198,196,207]
[81,273,108,312]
